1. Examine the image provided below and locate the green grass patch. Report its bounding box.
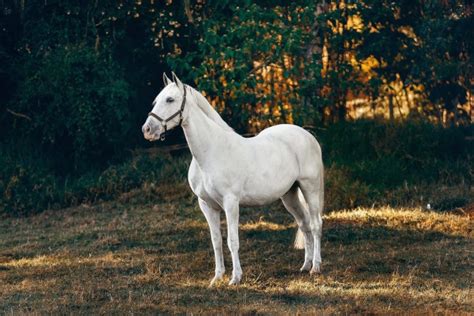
[0,195,472,314]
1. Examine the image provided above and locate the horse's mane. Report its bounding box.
[189,86,234,132]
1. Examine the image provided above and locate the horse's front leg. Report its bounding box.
[198,198,225,286]
[223,195,242,285]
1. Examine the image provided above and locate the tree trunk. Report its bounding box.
[388,94,394,121]
[338,99,346,121]
[300,1,329,125]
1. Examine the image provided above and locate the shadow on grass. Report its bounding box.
[1,204,472,314]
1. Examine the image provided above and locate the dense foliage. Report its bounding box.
[14,46,130,170]
[2,1,472,160]
[0,1,472,215]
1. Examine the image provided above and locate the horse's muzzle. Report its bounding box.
[142,123,160,141]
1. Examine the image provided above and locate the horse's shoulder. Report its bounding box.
[188,158,202,189]
[188,159,224,205]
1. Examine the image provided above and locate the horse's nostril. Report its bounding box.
[143,125,151,134]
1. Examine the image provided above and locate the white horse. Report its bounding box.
[142,73,324,286]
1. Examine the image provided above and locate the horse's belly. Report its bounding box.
[238,168,297,206]
[190,167,294,208]
[238,194,283,207]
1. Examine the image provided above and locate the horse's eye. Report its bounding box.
[166,97,174,103]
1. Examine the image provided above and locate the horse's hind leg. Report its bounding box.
[299,174,324,274]
[281,184,314,272]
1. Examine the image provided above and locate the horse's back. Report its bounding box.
[256,124,323,178]
[257,124,321,158]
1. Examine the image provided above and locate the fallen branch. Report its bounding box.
[6,108,32,121]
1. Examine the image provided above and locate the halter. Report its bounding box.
[148,85,187,141]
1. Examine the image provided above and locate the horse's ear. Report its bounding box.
[163,73,172,86]
[171,71,184,92]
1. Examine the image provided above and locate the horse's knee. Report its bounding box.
[227,235,239,251]
[310,221,322,239]
[211,233,222,246]
[295,216,310,231]
[314,225,322,238]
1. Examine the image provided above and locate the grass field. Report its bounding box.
[1,182,473,314]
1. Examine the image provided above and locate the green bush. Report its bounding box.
[318,120,473,187]
[0,142,190,217]
[10,45,130,171]
[0,144,58,216]
[324,166,376,211]
[1,121,471,216]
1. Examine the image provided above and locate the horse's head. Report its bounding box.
[142,72,187,141]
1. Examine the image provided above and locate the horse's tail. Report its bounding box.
[294,228,305,249]
[293,188,309,249]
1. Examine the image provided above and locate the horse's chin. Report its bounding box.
[144,133,160,142]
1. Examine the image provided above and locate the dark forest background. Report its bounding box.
[0,0,472,216]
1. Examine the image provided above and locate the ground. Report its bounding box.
[0,182,472,314]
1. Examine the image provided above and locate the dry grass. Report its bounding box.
[0,183,472,314]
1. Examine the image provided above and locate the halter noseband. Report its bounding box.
[148,85,187,141]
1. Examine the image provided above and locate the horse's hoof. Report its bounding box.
[300,262,312,272]
[310,263,321,275]
[209,271,225,287]
[209,278,219,287]
[228,279,240,285]
[228,275,242,285]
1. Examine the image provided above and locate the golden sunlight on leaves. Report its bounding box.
[347,14,364,32]
[358,55,379,76]
[194,1,471,127]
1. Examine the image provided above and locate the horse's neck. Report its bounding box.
[182,101,235,170]
[190,87,233,132]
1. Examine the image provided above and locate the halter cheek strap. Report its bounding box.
[148,85,187,141]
